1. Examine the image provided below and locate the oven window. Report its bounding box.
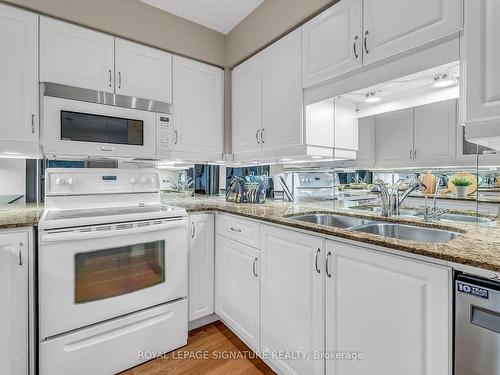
[74,241,165,303]
[61,110,144,146]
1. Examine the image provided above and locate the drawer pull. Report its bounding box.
[252,258,258,277]
[230,226,242,233]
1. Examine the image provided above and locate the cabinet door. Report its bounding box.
[262,29,303,151]
[172,56,223,155]
[188,214,214,322]
[115,38,172,103]
[232,55,262,154]
[260,225,323,375]
[215,235,260,350]
[464,0,500,123]
[413,99,456,166]
[325,241,451,375]
[363,0,462,64]
[375,108,414,167]
[302,0,362,87]
[356,116,376,167]
[0,231,29,375]
[0,4,38,149]
[40,16,114,92]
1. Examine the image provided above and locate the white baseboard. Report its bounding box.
[188,313,220,331]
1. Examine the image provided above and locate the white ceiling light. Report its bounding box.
[433,73,456,88]
[365,91,381,103]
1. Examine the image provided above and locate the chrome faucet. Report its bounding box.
[422,176,448,222]
[371,176,427,217]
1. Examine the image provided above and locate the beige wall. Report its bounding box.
[224,0,338,67]
[3,0,225,66]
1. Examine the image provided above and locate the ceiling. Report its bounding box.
[139,0,264,34]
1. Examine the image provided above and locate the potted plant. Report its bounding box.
[452,177,473,198]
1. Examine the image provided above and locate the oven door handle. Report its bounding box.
[40,219,186,244]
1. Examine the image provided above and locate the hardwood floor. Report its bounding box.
[120,321,275,375]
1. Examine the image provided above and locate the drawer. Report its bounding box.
[40,299,187,375]
[217,213,260,248]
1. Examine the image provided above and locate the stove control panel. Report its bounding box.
[46,169,160,196]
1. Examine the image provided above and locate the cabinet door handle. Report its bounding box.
[18,242,23,266]
[364,30,369,54]
[410,149,413,160]
[118,72,122,89]
[31,114,35,134]
[256,129,261,144]
[315,248,321,273]
[174,130,178,145]
[325,251,332,278]
[414,149,417,160]
[230,226,242,233]
[108,69,112,88]
[252,258,258,277]
[353,35,359,59]
[261,128,265,144]
[191,222,195,238]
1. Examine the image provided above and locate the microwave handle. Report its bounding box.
[40,219,186,244]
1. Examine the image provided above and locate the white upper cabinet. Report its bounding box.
[355,116,376,167]
[261,29,303,151]
[413,99,456,166]
[463,0,500,124]
[0,230,29,375]
[326,240,451,375]
[363,0,462,64]
[0,4,39,155]
[232,54,262,154]
[302,0,362,87]
[375,108,414,167]
[40,17,114,92]
[172,56,223,156]
[260,225,323,375]
[215,235,260,351]
[115,38,172,103]
[301,0,462,87]
[188,214,214,322]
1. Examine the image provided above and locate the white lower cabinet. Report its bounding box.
[260,225,324,375]
[188,214,214,322]
[215,235,260,350]
[325,240,451,375]
[0,229,30,375]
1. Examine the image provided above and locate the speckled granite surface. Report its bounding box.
[162,194,500,273]
[1,196,498,273]
[0,203,44,229]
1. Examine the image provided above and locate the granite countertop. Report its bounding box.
[163,194,500,273]
[1,196,498,273]
[0,203,44,229]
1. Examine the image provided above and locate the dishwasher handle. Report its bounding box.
[471,305,500,334]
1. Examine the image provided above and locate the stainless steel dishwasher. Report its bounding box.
[455,274,500,375]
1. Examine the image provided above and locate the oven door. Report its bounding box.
[42,96,157,158]
[39,218,187,339]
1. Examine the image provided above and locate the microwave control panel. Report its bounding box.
[157,114,173,151]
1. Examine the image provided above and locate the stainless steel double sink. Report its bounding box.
[290,213,461,243]
[352,206,495,225]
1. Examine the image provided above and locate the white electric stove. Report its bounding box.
[38,168,188,375]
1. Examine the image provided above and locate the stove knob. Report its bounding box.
[55,177,65,186]
[129,177,138,185]
[148,176,156,184]
[140,177,147,184]
[67,177,76,185]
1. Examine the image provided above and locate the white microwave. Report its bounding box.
[42,94,171,159]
